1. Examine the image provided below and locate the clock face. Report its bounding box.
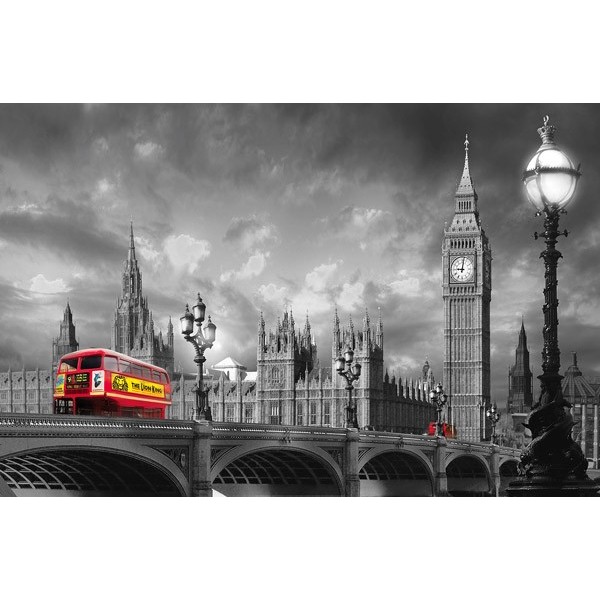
[451,256,474,282]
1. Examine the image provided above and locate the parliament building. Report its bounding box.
[169,308,437,433]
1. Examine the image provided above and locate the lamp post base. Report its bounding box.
[193,409,212,422]
[507,475,599,497]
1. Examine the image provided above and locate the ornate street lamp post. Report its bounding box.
[336,346,361,429]
[508,116,598,496]
[429,383,448,437]
[486,403,500,445]
[180,293,217,421]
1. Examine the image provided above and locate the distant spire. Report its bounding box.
[517,318,527,350]
[376,307,383,339]
[304,310,310,335]
[128,220,136,261]
[363,307,370,329]
[572,351,578,367]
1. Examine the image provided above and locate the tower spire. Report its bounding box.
[129,220,136,261]
[455,133,479,217]
[457,134,475,195]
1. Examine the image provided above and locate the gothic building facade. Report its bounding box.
[0,366,53,414]
[0,301,76,414]
[442,136,492,443]
[169,308,437,433]
[111,223,175,376]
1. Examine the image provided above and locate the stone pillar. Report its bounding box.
[581,404,587,459]
[344,429,360,497]
[191,420,213,497]
[433,436,448,496]
[594,404,599,469]
[490,445,500,497]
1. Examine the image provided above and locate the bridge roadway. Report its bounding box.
[0,414,521,497]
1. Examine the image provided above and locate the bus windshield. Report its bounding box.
[59,358,78,372]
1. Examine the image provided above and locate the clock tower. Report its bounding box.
[442,135,492,442]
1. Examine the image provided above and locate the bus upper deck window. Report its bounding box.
[119,360,132,374]
[81,355,102,370]
[59,358,78,372]
[141,367,151,380]
[131,365,143,378]
[160,372,168,384]
[152,371,161,382]
[104,356,118,372]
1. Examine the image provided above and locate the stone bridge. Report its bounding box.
[0,415,521,497]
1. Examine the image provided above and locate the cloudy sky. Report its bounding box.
[0,104,599,407]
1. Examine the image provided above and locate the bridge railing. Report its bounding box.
[211,422,349,440]
[0,413,193,433]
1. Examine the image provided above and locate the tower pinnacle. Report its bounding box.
[128,221,137,262]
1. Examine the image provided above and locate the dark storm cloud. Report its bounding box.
[0,194,124,265]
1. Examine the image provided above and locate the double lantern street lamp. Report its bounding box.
[509,116,598,496]
[335,347,361,429]
[486,403,500,445]
[180,294,217,421]
[429,383,447,437]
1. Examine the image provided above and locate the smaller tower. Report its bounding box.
[52,301,79,377]
[508,319,534,414]
[507,319,534,447]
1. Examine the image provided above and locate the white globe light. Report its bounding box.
[522,116,580,211]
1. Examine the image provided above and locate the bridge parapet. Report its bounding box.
[0,414,193,437]
[211,422,348,441]
[358,431,438,449]
[0,414,192,435]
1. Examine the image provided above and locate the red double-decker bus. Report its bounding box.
[54,348,171,419]
[426,422,458,438]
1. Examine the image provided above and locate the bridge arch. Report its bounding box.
[446,453,493,496]
[0,440,189,496]
[210,442,344,497]
[358,447,434,496]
